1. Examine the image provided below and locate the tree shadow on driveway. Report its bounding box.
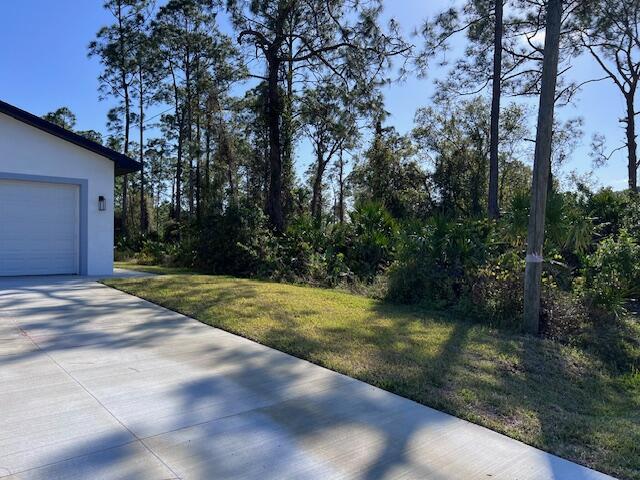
[0,276,615,479]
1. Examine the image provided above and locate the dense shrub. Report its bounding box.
[503,191,529,246]
[502,190,595,264]
[114,236,138,262]
[323,222,356,284]
[137,239,166,265]
[272,205,398,286]
[386,217,496,306]
[347,202,398,279]
[545,192,595,261]
[469,250,525,328]
[270,215,322,281]
[114,247,135,262]
[585,188,630,239]
[196,202,276,276]
[583,230,640,314]
[118,186,639,355]
[621,193,640,242]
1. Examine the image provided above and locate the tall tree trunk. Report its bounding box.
[338,148,345,223]
[488,0,503,219]
[311,149,326,221]
[118,0,131,238]
[266,54,285,231]
[218,117,237,205]
[138,67,147,235]
[155,183,160,233]
[196,109,202,223]
[204,113,211,205]
[523,0,562,334]
[170,170,175,218]
[225,135,237,205]
[263,132,270,209]
[169,64,182,223]
[175,118,184,222]
[186,57,194,216]
[121,175,129,236]
[625,94,638,192]
[281,35,295,217]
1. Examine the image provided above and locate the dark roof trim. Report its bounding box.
[0,100,140,176]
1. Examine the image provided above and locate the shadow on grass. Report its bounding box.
[516,336,639,479]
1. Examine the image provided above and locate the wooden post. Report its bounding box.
[523,0,563,334]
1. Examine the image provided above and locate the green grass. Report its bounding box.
[105,263,639,479]
[114,261,192,275]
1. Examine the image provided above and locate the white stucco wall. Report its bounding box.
[0,112,115,276]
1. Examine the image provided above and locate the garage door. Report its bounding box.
[0,179,80,276]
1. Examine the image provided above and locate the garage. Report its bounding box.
[0,100,139,276]
[0,179,80,276]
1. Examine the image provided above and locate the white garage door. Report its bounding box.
[0,179,80,276]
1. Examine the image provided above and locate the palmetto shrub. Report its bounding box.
[386,216,495,306]
[346,201,399,280]
[583,230,640,315]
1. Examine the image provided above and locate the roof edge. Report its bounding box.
[0,99,141,176]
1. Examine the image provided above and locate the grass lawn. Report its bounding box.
[106,262,639,479]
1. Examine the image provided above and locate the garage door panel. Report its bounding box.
[0,179,79,276]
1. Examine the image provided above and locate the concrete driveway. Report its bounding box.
[0,274,614,480]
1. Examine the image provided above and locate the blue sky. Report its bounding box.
[0,1,632,190]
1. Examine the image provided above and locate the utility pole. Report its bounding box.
[523,0,563,334]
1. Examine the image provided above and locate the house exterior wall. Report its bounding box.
[0,112,115,276]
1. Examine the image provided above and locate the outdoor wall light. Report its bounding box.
[98,195,106,211]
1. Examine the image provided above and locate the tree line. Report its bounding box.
[43,0,640,334]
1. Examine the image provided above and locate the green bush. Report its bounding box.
[386,217,496,306]
[583,230,640,314]
[545,192,595,259]
[586,188,629,239]
[114,247,135,262]
[137,239,166,265]
[347,202,398,280]
[468,250,524,328]
[503,191,529,247]
[621,193,640,242]
[197,202,276,276]
[277,214,324,280]
[323,222,356,285]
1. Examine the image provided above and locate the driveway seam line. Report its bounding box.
[0,439,178,480]
[15,322,183,480]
